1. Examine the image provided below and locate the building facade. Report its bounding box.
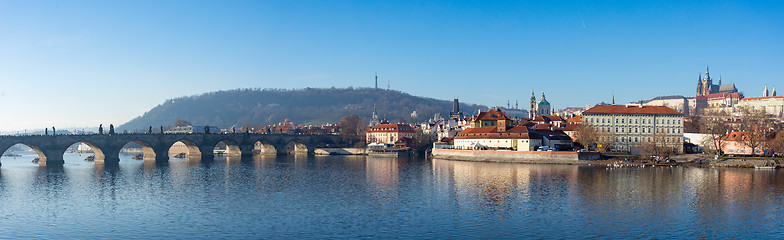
[737,96,784,118]
[582,105,684,153]
[366,123,415,145]
[642,96,689,115]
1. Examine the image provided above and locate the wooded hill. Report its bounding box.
[119,88,486,131]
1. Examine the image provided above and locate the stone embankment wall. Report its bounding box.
[432,149,600,164]
[314,148,366,155]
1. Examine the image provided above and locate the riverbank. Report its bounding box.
[433,149,782,169]
[600,154,782,168]
[431,149,600,164]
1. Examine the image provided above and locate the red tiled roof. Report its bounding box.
[557,124,578,131]
[704,92,742,99]
[474,109,512,121]
[367,123,415,133]
[740,96,784,101]
[532,116,566,122]
[567,115,582,124]
[455,126,536,139]
[583,105,683,115]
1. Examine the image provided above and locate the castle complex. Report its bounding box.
[696,66,737,96]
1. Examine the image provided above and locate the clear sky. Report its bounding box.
[1,0,782,131]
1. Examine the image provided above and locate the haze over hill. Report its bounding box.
[119,88,487,131]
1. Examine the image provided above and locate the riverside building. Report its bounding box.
[582,105,685,153]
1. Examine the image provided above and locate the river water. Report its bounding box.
[0,153,783,239]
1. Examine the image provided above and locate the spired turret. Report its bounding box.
[529,90,537,118]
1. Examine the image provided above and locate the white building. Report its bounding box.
[582,105,685,153]
[737,96,784,119]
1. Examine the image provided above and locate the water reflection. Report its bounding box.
[365,156,408,204]
[432,159,580,214]
[2,155,784,238]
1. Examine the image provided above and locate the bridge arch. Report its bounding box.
[215,139,242,157]
[253,141,277,155]
[63,141,106,162]
[120,140,156,160]
[168,139,202,158]
[1,143,48,163]
[285,140,309,155]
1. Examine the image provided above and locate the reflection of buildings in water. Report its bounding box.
[252,154,277,170]
[365,156,406,201]
[431,159,580,212]
[574,166,690,220]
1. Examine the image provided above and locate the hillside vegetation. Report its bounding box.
[119,88,485,131]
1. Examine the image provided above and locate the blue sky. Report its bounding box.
[1,0,782,131]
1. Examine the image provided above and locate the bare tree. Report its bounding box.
[638,132,676,160]
[738,107,771,156]
[574,123,599,150]
[699,113,731,156]
[338,115,368,147]
[769,130,784,156]
[174,119,192,127]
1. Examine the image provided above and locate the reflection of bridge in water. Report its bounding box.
[0,133,341,166]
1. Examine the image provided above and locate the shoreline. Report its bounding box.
[432,149,781,169]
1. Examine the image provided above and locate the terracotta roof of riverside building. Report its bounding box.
[474,108,512,121]
[455,126,539,139]
[583,105,683,115]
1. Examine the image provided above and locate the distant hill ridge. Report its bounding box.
[119,87,486,131]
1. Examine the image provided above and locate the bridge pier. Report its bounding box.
[152,147,170,163]
[95,147,121,165]
[199,145,215,160]
[39,149,64,166]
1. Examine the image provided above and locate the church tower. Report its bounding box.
[698,66,713,96]
[529,90,536,118]
[369,105,380,126]
[537,92,551,116]
[764,85,769,97]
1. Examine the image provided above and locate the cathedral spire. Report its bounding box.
[773,86,777,96]
[764,85,769,97]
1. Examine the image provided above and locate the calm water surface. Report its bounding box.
[1,153,783,239]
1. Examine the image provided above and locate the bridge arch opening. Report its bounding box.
[169,140,201,159]
[253,141,277,155]
[1,143,48,163]
[215,140,242,157]
[120,141,156,160]
[64,141,105,162]
[285,141,308,155]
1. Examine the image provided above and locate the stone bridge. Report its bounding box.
[0,133,342,166]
